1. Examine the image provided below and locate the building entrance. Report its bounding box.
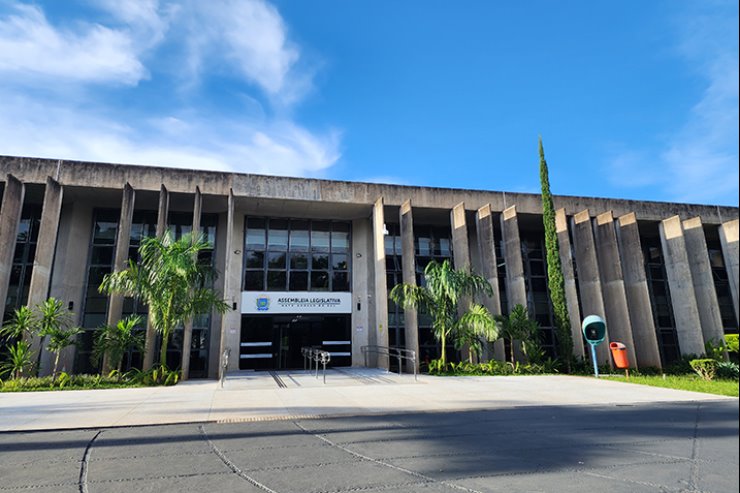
[240,314,351,370]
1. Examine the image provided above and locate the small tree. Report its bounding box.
[0,305,36,341]
[100,232,229,371]
[93,315,145,373]
[539,137,573,369]
[0,340,34,379]
[496,304,543,365]
[36,298,82,379]
[390,259,498,366]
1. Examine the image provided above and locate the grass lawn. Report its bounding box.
[604,374,739,397]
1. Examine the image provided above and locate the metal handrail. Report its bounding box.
[301,346,331,383]
[361,345,417,381]
[220,348,230,388]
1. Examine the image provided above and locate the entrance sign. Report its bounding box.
[582,315,607,378]
[241,291,352,314]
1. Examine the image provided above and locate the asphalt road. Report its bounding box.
[1,400,737,493]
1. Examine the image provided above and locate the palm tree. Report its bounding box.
[92,315,145,373]
[100,232,229,371]
[0,305,37,341]
[0,340,34,379]
[36,298,82,379]
[390,259,498,366]
[496,304,543,365]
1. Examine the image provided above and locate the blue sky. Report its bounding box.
[0,1,737,206]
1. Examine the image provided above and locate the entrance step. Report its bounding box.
[221,367,419,390]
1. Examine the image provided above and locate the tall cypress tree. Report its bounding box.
[538,137,573,369]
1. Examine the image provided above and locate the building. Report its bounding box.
[1,156,738,378]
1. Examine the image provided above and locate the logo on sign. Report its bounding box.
[255,296,270,311]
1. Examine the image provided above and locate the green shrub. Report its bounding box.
[716,361,739,380]
[426,358,558,376]
[690,359,718,381]
[725,334,739,355]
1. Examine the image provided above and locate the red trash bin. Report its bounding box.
[609,342,629,369]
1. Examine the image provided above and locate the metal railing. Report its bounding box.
[361,345,417,381]
[219,348,230,388]
[301,347,331,383]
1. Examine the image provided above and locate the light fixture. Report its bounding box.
[356,253,362,258]
[382,223,389,236]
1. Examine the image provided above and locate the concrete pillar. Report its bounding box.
[399,200,419,371]
[451,202,474,361]
[719,219,739,324]
[105,183,135,371]
[219,189,242,372]
[683,217,725,347]
[555,209,584,360]
[616,213,662,369]
[593,211,637,365]
[571,210,610,365]
[181,186,202,380]
[659,216,705,356]
[500,205,527,362]
[143,184,169,369]
[371,197,389,369]
[476,204,504,361]
[500,206,527,309]
[0,174,25,315]
[27,177,64,374]
[351,217,372,367]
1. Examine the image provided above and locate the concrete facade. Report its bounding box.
[554,208,585,360]
[615,213,662,368]
[659,216,705,356]
[1,155,738,378]
[571,210,610,366]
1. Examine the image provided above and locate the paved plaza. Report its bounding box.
[0,371,738,492]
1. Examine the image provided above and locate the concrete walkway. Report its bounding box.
[0,369,734,432]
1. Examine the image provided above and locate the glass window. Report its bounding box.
[267,219,289,250]
[267,252,286,269]
[267,271,287,290]
[246,218,266,249]
[332,272,349,291]
[245,251,264,269]
[289,271,308,291]
[332,253,349,270]
[289,221,310,250]
[331,223,350,251]
[312,253,329,270]
[311,271,329,290]
[289,252,308,269]
[245,270,264,291]
[311,222,331,251]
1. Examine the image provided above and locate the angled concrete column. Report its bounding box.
[181,186,202,380]
[500,206,527,308]
[500,205,527,362]
[105,183,135,371]
[27,177,64,374]
[219,190,241,372]
[399,200,419,371]
[476,204,504,361]
[371,197,389,369]
[555,209,584,360]
[719,219,739,324]
[144,184,170,369]
[593,211,636,365]
[451,203,471,272]
[683,217,725,347]
[659,216,704,356]
[451,202,474,361]
[571,210,610,365]
[616,213,662,368]
[0,174,25,315]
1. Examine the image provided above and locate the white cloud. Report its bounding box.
[177,0,306,104]
[0,91,340,176]
[0,1,341,176]
[606,2,738,205]
[0,4,147,85]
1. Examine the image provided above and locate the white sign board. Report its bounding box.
[241,291,352,314]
